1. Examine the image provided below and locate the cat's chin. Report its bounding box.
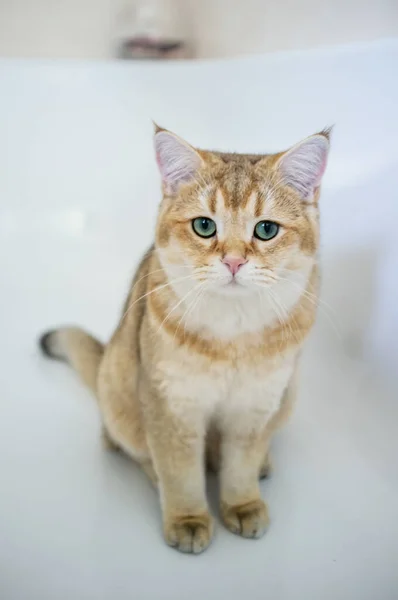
[212,280,255,297]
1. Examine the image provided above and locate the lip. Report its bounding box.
[225,278,243,288]
[216,277,249,296]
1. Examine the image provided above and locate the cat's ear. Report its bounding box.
[276,130,331,200]
[154,127,203,194]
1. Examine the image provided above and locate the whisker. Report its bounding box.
[252,267,341,340]
[174,283,207,344]
[267,288,289,351]
[275,268,338,316]
[254,276,301,348]
[272,272,342,339]
[155,282,203,337]
[272,289,301,347]
[129,266,193,297]
[121,273,200,324]
[256,287,285,351]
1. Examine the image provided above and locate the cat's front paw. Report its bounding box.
[221,499,269,539]
[164,512,213,554]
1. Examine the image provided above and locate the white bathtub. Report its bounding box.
[1,39,397,600]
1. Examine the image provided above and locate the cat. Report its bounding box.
[39,124,330,554]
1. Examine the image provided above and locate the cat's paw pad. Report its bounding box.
[222,499,269,539]
[165,513,213,554]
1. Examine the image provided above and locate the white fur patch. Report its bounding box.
[243,191,258,216]
[198,184,213,212]
[157,348,295,433]
[161,255,313,341]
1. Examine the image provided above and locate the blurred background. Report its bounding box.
[0,0,397,60]
[1,3,398,600]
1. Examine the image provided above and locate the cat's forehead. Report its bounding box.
[202,183,264,217]
[211,151,267,166]
[199,158,298,218]
[203,155,268,212]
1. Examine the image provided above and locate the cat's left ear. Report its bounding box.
[154,126,204,195]
[275,130,331,201]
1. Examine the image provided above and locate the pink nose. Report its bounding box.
[222,255,247,276]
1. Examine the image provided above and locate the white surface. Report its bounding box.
[1,40,398,599]
[0,0,398,59]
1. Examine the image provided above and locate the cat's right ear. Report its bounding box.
[154,128,203,195]
[274,130,331,201]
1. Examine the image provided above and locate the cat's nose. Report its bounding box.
[222,256,247,276]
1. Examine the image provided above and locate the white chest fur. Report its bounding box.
[157,351,296,430]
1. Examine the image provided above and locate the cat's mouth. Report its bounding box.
[222,276,241,287]
[218,276,251,295]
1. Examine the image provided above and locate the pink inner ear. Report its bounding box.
[155,150,165,177]
[154,131,201,192]
[314,153,327,187]
[279,134,329,199]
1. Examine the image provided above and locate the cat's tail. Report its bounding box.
[39,327,104,394]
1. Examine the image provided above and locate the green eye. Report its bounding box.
[192,217,217,238]
[254,220,279,241]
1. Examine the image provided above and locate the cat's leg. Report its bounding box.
[97,353,154,477]
[219,367,294,539]
[101,420,158,485]
[146,398,213,554]
[208,427,273,480]
[258,365,299,479]
[219,421,271,539]
[101,404,159,487]
[206,426,221,473]
[266,362,299,434]
[101,426,120,451]
[259,452,273,479]
[140,460,158,487]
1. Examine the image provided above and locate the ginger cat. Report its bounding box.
[40,125,330,554]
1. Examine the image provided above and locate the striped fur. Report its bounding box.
[40,127,330,554]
